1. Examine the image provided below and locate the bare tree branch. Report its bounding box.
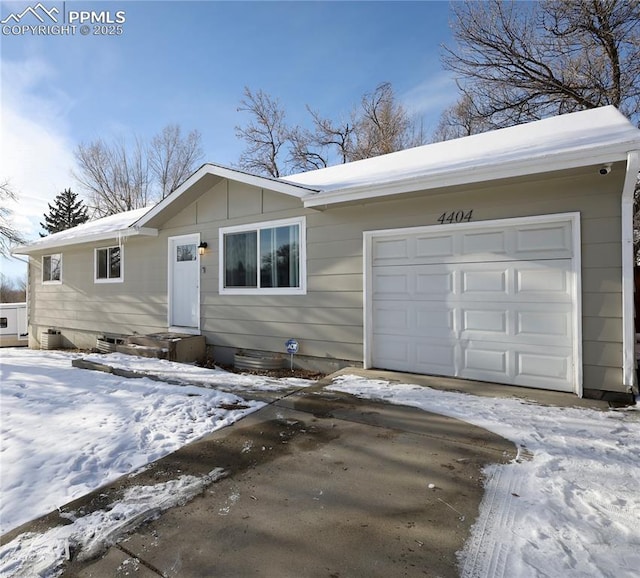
[0,180,26,255]
[438,0,640,134]
[235,87,288,178]
[235,83,425,176]
[73,137,150,216]
[0,272,27,302]
[353,82,421,160]
[74,124,203,216]
[148,124,203,198]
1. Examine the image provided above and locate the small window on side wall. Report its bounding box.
[42,254,62,283]
[95,246,123,283]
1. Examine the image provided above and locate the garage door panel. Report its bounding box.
[373,337,456,374]
[373,266,454,298]
[415,235,455,259]
[372,220,573,266]
[374,306,409,332]
[515,224,572,255]
[461,230,506,256]
[416,340,456,368]
[515,263,571,296]
[416,271,453,295]
[462,309,507,334]
[416,306,455,336]
[516,309,570,341]
[457,303,572,347]
[373,261,573,302]
[463,347,508,374]
[461,268,508,294]
[373,302,454,338]
[373,238,409,261]
[374,272,410,296]
[459,342,573,389]
[370,216,578,393]
[372,337,410,365]
[517,350,570,381]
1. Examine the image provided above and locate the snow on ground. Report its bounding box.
[329,375,640,578]
[2,349,639,578]
[0,469,227,578]
[79,351,312,392]
[0,349,281,535]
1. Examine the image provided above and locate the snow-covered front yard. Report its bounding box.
[1,348,639,577]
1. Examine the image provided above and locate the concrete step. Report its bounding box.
[116,343,169,360]
[116,333,206,364]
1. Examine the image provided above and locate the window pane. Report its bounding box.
[50,255,61,281]
[43,256,51,281]
[109,247,121,278]
[260,225,299,288]
[97,249,107,279]
[225,231,257,287]
[177,244,196,262]
[43,255,61,282]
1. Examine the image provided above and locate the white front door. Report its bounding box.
[365,214,582,394]
[168,234,200,332]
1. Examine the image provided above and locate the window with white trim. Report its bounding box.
[42,254,61,283]
[220,217,306,294]
[95,246,123,283]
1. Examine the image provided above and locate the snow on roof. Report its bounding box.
[282,106,640,204]
[12,207,153,255]
[13,107,640,255]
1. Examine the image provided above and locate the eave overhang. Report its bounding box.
[11,226,158,256]
[301,142,639,208]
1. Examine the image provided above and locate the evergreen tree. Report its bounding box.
[40,188,89,236]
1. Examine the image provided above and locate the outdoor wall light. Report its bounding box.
[198,241,208,255]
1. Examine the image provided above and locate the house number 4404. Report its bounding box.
[437,210,473,225]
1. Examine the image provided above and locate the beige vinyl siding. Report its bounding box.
[29,237,169,349]
[27,162,626,392]
[152,180,364,362]
[188,166,622,391]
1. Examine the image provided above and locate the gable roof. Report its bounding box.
[12,106,640,255]
[134,163,318,229]
[12,207,155,255]
[284,106,640,207]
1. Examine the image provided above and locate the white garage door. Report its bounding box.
[367,215,580,392]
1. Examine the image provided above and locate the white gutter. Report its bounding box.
[621,150,640,393]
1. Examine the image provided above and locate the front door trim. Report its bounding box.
[168,233,201,335]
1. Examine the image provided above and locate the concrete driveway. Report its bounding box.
[58,380,516,578]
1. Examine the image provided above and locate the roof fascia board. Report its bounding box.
[302,147,635,208]
[11,226,158,255]
[210,164,317,197]
[133,164,218,227]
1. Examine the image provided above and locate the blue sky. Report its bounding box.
[1,0,458,279]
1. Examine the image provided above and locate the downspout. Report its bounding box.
[621,150,640,394]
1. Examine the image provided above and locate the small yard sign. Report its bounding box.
[285,339,299,354]
[285,338,299,370]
